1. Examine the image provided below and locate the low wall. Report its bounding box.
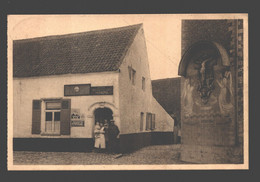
[13,131,174,153]
[119,132,174,153]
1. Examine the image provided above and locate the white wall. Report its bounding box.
[118,26,174,134]
[13,72,119,138]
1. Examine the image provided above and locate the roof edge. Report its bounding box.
[13,23,144,43]
[114,23,143,69]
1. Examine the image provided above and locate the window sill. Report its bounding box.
[41,133,61,136]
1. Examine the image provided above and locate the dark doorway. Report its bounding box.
[94,107,113,124]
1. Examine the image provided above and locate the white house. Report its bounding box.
[13,24,174,152]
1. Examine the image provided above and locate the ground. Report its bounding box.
[13,144,190,165]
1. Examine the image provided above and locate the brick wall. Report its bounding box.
[227,19,244,145]
[181,20,231,55]
[180,20,243,163]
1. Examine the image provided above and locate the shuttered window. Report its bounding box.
[31,99,71,135]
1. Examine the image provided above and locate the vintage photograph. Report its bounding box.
[7,14,248,170]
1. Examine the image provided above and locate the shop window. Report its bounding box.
[142,77,145,91]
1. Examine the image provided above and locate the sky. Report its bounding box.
[8,15,182,80]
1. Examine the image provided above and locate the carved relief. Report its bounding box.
[194,54,217,104]
[182,79,194,117]
[216,71,233,116]
[179,41,234,124]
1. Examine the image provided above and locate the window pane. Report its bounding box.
[54,121,60,132]
[46,102,61,110]
[45,112,52,121]
[45,121,52,132]
[54,112,60,121]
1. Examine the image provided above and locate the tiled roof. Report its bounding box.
[13,24,142,77]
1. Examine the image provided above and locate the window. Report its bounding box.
[32,99,71,135]
[132,69,136,85]
[128,66,136,85]
[146,113,151,130]
[140,112,144,131]
[128,66,132,80]
[151,114,156,130]
[45,101,61,134]
[146,112,155,130]
[142,77,145,91]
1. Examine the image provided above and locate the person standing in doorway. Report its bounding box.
[107,120,120,154]
[94,122,106,152]
[104,119,109,152]
[94,121,101,151]
[99,123,106,151]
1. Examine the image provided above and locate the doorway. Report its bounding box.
[94,107,113,124]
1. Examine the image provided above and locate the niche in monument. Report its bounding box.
[178,41,236,164]
[179,41,234,125]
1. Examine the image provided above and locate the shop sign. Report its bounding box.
[64,84,91,96]
[71,108,85,127]
[91,86,113,95]
[71,120,85,127]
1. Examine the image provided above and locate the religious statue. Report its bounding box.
[195,54,217,104]
[216,71,233,116]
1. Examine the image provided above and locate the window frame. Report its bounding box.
[43,100,62,135]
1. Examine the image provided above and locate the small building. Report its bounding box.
[13,24,174,153]
[152,77,181,143]
[152,77,181,122]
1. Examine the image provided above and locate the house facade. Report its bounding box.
[13,24,174,152]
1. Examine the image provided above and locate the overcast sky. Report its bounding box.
[8,14,246,80]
